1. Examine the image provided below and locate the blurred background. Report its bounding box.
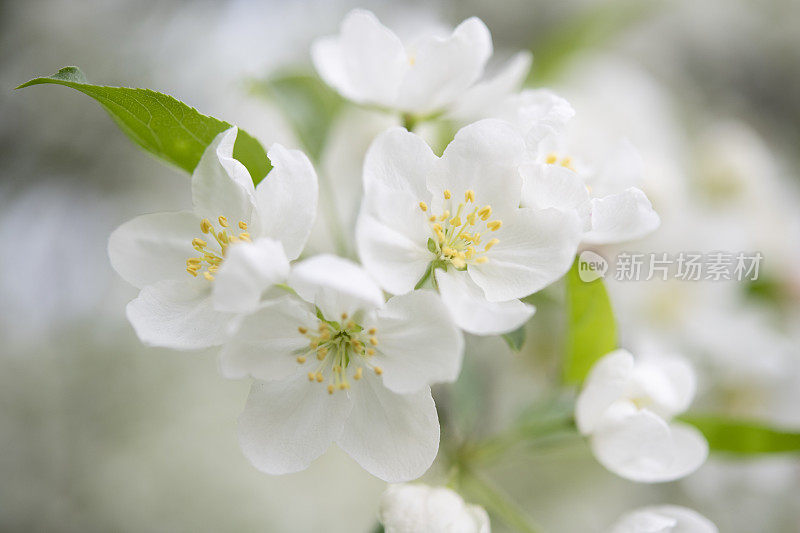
[1,0,799,531]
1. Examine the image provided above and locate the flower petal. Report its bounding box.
[220,296,317,381]
[587,138,644,198]
[253,144,318,260]
[108,210,200,289]
[661,422,709,482]
[397,17,492,112]
[629,354,697,420]
[356,182,432,295]
[288,254,385,319]
[495,89,574,150]
[520,163,591,230]
[211,238,290,314]
[191,127,256,226]
[583,187,660,244]
[610,506,717,533]
[311,9,408,106]
[368,290,464,394]
[575,349,635,434]
[238,376,352,475]
[336,373,439,482]
[449,50,533,121]
[468,206,582,301]
[591,401,675,483]
[436,119,525,213]
[126,279,233,349]
[363,127,438,201]
[435,269,534,335]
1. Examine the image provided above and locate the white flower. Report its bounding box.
[108,127,318,349]
[224,255,464,482]
[356,119,582,335]
[312,9,530,116]
[379,484,490,533]
[576,349,708,483]
[610,505,717,533]
[496,90,660,245]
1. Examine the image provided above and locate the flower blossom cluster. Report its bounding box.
[105,7,714,530]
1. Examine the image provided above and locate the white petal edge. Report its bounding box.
[435,268,534,335]
[191,127,256,226]
[108,210,200,289]
[126,279,233,350]
[211,238,290,314]
[336,373,439,482]
[219,295,318,381]
[610,505,718,533]
[253,144,319,260]
[575,349,635,434]
[238,376,352,475]
[583,187,660,245]
[288,254,385,319]
[369,290,464,394]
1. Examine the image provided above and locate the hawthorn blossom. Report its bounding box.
[494,90,661,244]
[224,255,463,482]
[576,349,708,483]
[108,127,318,349]
[312,9,530,117]
[610,505,718,533]
[379,484,490,533]
[356,119,582,335]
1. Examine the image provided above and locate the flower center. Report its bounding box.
[185,216,251,281]
[295,313,382,395]
[419,189,502,269]
[545,152,575,171]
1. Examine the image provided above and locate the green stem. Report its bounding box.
[462,470,544,533]
[402,112,418,132]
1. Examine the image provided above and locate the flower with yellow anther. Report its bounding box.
[223,255,463,482]
[108,127,318,349]
[487,88,660,244]
[357,119,583,335]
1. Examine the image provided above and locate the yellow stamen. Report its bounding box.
[487,220,502,231]
[218,216,229,227]
[485,238,499,251]
[354,367,363,380]
[369,337,378,346]
[308,372,316,381]
[476,257,489,264]
[186,268,198,276]
[450,216,462,227]
[296,356,306,364]
[368,328,377,335]
[238,221,247,230]
[327,384,335,394]
[316,373,324,383]
[443,189,451,200]
[298,326,308,334]
[203,272,214,281]
[545,153,558,164]
[367,348,375,356]
[374,366,383,375]
[192,238,207,248]
[200,219,213,233]
[419,202,428,212]
[478,206,492,220]
[465,189,475,202]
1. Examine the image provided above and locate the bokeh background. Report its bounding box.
[2,0,799,531]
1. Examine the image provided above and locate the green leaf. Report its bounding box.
[563,256,617,384]
[501,325,526,352]
[681,415,800,455]
[17,66,271,184]
[249,71,343,163]
[528,0,662,83]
